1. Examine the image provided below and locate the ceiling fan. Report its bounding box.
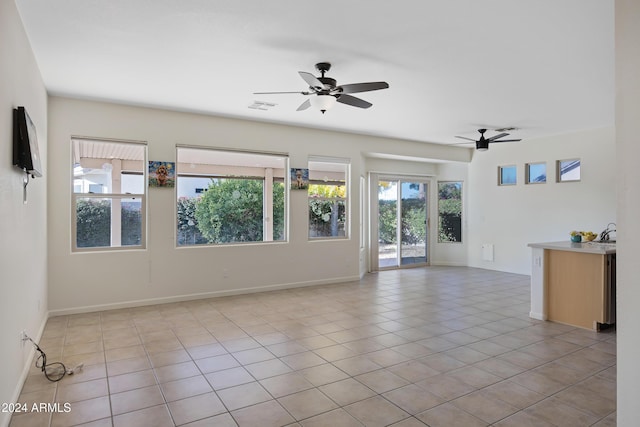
[254,62,389,114]
[454,128,522,151]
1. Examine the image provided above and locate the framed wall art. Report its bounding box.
[290,168,309,190]
[149,161,175,188]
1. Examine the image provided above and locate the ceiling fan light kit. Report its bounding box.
[310,94,337,114]
[254,62,389,114]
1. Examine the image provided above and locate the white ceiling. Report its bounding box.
[16,0,614,146]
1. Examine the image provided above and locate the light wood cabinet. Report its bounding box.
[529,241,616,331]
[546,250,612,330]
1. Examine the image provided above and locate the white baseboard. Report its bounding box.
[430,261,467,267]
[529,311,547,321]
[48,275,361,317]
[3,314,49,427]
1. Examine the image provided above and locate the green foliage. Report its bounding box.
[438,182,462,242]
[378,199,426,245]
[194,179,285,243]
[272,182,285,240]
[438,182,461,199]
[439,198,462,215]
[308,184,346,237]
[121,201,142,246]
[401,199,426,245]
[177,197,208,245]
[438,214,462,243]
[76,199,111,247]
[308,183,346,198]
[309,199,345,237]
[378,200,397,243]
[76,199,142,247]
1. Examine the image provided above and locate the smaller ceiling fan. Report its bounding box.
[454,128,521,151]
[254,62,389,114]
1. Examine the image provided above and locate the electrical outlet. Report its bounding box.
[20,330,28,342]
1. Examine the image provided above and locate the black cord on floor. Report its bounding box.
[25,337,67,382]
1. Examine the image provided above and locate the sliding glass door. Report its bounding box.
[377,178,428,269]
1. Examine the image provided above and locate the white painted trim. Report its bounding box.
[529,311,547,321]
[430,261,467,267]
[48,276,360,317]
[5,315,49,427]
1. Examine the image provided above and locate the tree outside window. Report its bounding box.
[438,181,462,243]
[308,159,349,239]
[72,138,146,251]
[176,148,287,246]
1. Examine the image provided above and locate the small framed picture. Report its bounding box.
[290,168,309,190]
[149,161,175,187]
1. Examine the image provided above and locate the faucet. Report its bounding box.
[599,223,616,242]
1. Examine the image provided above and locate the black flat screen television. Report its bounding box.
[13,106,43,177]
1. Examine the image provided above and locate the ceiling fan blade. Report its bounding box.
[254,91,312,95]
[296,99,311,111]
[336,94,372,109]
[299,71,325,91]
[490,139,522,143]
[487,132,509,141]
[455,136,478,142]
[337,81,389,94]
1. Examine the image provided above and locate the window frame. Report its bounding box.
[556,158,581,182]
[307,157,350,240]
[525,162,547,184]
[437,181,463,244]
[175,146,289,247]
[71,137,147,252]
[498,165,517,186]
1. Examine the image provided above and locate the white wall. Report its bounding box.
[615,0,640,423]
[467,127,616,274]
[48,97,470,314]
[0,1,48,426]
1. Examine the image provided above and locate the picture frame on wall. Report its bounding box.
[290,168,309,190]
[149,161,175,188]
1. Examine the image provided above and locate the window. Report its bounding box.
[176,147,287,246]
[526,162,547,184]
[498,165,517,186]
[308,158,349,239]
[438,181,462,243]
[72,138,146,251]
[557,158,581,182]
[360,176,365,249]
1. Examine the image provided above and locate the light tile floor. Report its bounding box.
[11,267,616,426]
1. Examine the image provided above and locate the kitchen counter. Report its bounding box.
[528,240,616,255]
[529,241,616,331]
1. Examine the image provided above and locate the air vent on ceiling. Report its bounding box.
[249,101,277,110]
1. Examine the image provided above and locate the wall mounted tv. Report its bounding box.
[13,106,42,177]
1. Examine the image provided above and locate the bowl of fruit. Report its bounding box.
[582,231,598,241]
